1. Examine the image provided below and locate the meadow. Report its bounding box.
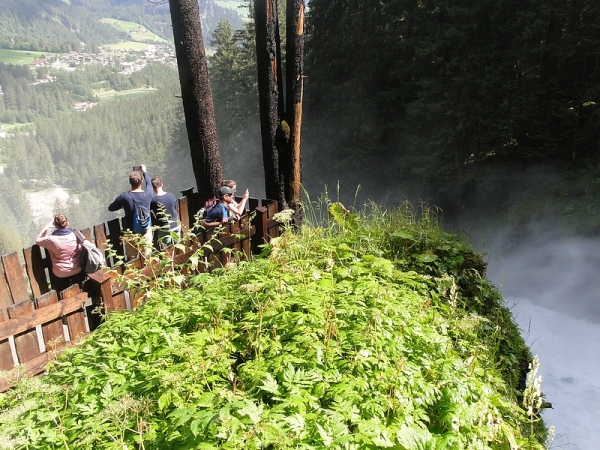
[100,18,169,44]
[95,86,157,100]
[104,41,150,52]
[0,49,48,65]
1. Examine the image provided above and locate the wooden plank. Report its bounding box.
[60,285,87,341]
[107,218,124,262]
[23,245,50,299]
[1,252,30,304]
[59,284,80,300]
[7,300,40,364]
[0,308,14,371]
[265,200,279,217]
[100,269,127,314]
[0,263,13,311]
[248,197,259,213]
[228,221,243,264]
[129,287,145,309]
[35,290,65,350]
[80,227,92,241]
[105,291,127,314]
[178,196,190,232]
[0,337,87,393]
[239,215,252,258]
[87,270,112,305]
[0,294,88,341]
[94,223,108,253]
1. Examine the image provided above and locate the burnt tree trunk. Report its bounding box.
[255,0,286,209]
[284,0,305,214]
[169,0,223,196]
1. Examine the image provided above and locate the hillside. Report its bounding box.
[0,0,243,53]
[0,204,548,449]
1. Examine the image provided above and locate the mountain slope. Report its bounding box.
[0,0,244,53]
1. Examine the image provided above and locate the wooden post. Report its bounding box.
[252,206,268,254]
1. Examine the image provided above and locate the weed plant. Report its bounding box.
[0,200,547,449]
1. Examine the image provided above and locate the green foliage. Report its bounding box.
[303,0,600,216]
[0,204,545,449]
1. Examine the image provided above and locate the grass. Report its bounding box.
[104,41,150,52]
[95,86,156,100]
[0,122,32,131]
[0,49,49,65]
[100,18,169,44]
[214,0,246,11]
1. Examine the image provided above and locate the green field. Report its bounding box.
[0,49,49,65]
[0,122,32,137]
[95,87,156,100]
[105,41,150,52]
[214,0,246,11]
[101,18,169,44]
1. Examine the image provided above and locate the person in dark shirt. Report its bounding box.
[221,179,249,220]
[202,186,235,227]
[108,164,153,259]
[150,176,180,248]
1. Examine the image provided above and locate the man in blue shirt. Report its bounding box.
[203,186,235,227]
[108,164,153,260]
[150,176,180,248]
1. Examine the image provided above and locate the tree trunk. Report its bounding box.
[169,0,223,196]
[284,0,305,214]
[255,0,286,208]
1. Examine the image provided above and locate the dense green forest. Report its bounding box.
[301,0,600,234]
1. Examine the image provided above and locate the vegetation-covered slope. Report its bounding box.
[0,203,547,449]
[0,0,243,53]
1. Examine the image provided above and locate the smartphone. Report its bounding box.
[133,165,142,171]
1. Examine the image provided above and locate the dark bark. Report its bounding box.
[169,0,223,196]
[255,0,286,208]
[284,0,305,214]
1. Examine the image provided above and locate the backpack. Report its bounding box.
[198,197,218,219]
[128,192,151,233]
[73,229,106,274]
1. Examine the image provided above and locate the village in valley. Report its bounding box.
[28,42,177,112]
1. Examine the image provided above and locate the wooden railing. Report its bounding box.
[0,189,282,391]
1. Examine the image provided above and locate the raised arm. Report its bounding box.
[36,219,55,243]
[229,189,249,215]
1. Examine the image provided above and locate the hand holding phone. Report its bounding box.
[133,165,142,172]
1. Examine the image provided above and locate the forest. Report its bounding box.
[300,0,600,235]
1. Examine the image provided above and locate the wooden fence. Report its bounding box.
[0,189,282,391]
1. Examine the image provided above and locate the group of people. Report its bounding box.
[36,164,249,293]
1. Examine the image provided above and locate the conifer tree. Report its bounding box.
[167,0,223,196]
[254,0,305,211]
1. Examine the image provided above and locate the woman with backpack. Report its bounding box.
[36,214,85,294]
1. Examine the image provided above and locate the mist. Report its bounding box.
[481,233,600,449]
